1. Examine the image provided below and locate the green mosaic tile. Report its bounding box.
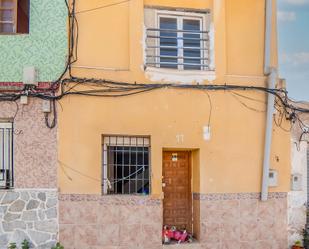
[0,0,68,82]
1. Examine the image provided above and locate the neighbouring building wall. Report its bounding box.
[288,108,309,247]
[0,1,67,248]
[0,100,57,189]
[288,141,307,246]
[0,190,58,249]
[0,0,67,82]
[0,99,58,249]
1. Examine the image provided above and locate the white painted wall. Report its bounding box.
[288,140,308,246]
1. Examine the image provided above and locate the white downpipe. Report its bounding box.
[261,69,277,201]
[264,0,272,75]
[261,0,277,201]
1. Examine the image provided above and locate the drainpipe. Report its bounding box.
[261,68,277,201]
[261,0,277,201]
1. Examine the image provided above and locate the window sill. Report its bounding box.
[102,193,150,196]
[0,32,29,36]
[145,67,216,84]
[0,186,14,190]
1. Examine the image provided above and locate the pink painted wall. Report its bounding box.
[0,98,57,188]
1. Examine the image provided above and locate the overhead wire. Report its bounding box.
[59,159,146,186]
[203,91,212,127]
[231,92,266,113]
[75,0,131,14]
[230,91,267,104]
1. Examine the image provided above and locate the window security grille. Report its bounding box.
[0,122,13,189]
[146,11,210,70]
[102,136,150,195]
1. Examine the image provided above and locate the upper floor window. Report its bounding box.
[0,122,13,189]
[0,0,30,34]
[145,9,210,71]
[102,135,150,195]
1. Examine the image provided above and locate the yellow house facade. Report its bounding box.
[58,0,291,248]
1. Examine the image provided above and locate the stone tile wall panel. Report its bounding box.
[59,195,162,249]
[0,190,58,249]
[59,193,288,249]
[197,193,288,249]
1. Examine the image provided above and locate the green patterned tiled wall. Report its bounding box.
[0,0,67,82]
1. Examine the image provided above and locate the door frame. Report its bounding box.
[162,150,193,233]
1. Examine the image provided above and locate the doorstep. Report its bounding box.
[162,240,200,249]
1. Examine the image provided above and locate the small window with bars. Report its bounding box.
[102,135,150,195]
[0,0,30,34]
[146,9,210,70]
[0,122,13,189]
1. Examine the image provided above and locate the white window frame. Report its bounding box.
[155,9,208,71]
[0,122,13,188]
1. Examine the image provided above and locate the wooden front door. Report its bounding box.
[163,151,192,232]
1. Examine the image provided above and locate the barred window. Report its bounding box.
[145,9,210,70]
[0,122,13,189]
[102,136,150,195]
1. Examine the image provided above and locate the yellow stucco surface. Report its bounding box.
[58,0,290,196]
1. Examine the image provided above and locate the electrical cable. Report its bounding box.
[59,159,146,186]
[50,0,72,87]
[203,91,212,127]
[230,91,267,104]
[76,0,131,14]
[231,92,266,113]
[45,99,57,129]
